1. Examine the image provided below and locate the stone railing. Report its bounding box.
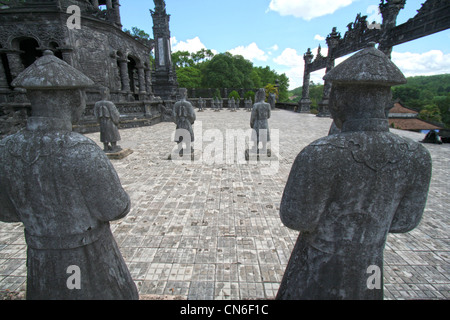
[186,88,258,99]
[0,98,171,138]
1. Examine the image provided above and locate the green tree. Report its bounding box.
[392,86,421,102]
[244,90,255,103]
[277,74,290,102]
[172,51,194,69]
[264,83,278,101]
[418,104,442,123]
[250,70,262,88]
[213,88,222,100]
[202,53,242,88]
[176,67,202,88]
[228,90,240,101]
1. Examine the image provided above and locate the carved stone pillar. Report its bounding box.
[379,0,405,58]
[5,50,24,80]
[144,68,152,95]
[0,61,9,91]
[113,0,122,27]
[138,67,146,94]
[59,48,74,66]
[299,48,314,113]
[118,58,130,92]
[317,28,340,118]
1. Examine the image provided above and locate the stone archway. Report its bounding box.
[15,37,42,69]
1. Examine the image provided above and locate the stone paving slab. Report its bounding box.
[0,109,449,300]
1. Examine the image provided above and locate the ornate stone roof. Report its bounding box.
[323,43,406,86]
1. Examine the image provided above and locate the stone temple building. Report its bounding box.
[0,0,176,136]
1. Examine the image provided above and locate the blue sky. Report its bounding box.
[119,0,450,89]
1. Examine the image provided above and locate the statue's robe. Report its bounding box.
[0,117,138,300]
[94,100,121,144]
[276,125,431,300]
[250,101,271,144]
[173,100,196,143]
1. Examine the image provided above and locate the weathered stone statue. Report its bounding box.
[0,51,139,300]
[94,87,122,153]
[276,44,432,300]
[217,97,222,110]
[230,97,237,112]
[173,88,196,156]
[245,97,252,112]
[212,98,218,112]
[268,92,276,110]
[198,97,204,112]
[250,88,271,153]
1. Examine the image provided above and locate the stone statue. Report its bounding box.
[268,92,276,110]
[173,88,196,155]
[230,97,237,112]
[198,97,204,112]
[250,88,271,153]
[0,51,139,300]
[94,87,122,153]
[245,97,252,112]
[276,44,432,300]
[211,98,218,111]
[217,97,222,110]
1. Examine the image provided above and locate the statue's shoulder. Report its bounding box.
[95,100,115,107]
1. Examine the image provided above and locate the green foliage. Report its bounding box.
[202,53,254,88]
[172,51,194,68]
[176,67,202,89]
[244,91,255,103]
[124,27,151,42]
[419,104,442,123]
[392,74,450,127]
[264,83,277,101]
[213,88,221,100]
[228,90,240,101]
[169,49,290,102]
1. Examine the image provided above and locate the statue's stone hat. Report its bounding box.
[12,50,94,90]
[323,43,406,86]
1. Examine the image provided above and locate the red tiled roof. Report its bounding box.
[390,102,418,114]
[389,118,443,130]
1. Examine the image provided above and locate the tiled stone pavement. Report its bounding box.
[0,109,449,300]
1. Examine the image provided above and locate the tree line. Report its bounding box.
[171,50,290,102]
[126,27,290,102]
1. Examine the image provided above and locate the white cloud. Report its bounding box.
[171,36,209,53]
[273,47,353,89]
[391,50,450,77]
[314,34,325,41]
[267,0,354,21]
[228,42,268,62]
[275,48,450,90]
[273,48,303,67]
[269,44,279,51]
[273,48,304,90]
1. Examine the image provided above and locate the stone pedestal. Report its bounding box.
[106,148,133,160]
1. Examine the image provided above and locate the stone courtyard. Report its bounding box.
[0,108,449,300]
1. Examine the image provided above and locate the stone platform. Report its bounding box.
[0,109,448,300]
